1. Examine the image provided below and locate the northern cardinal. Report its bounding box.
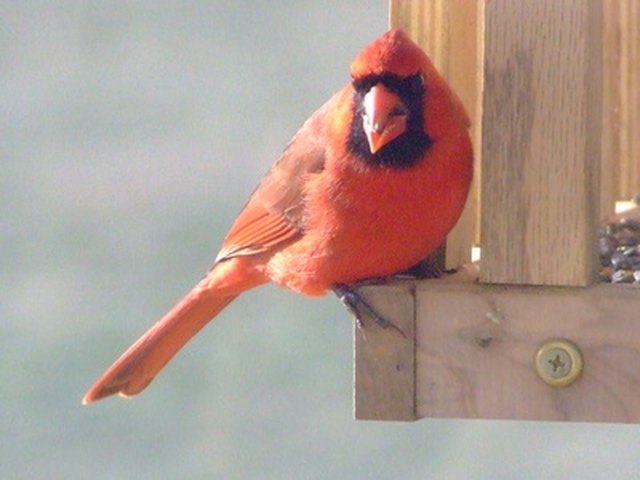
[83,29,473,404]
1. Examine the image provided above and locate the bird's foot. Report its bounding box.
[333,283,407,338]
[395,258,456,280]
[350,258,455,287]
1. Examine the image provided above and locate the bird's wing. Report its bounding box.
[214,95,337,263]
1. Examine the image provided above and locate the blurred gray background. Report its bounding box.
[3,1,640,478]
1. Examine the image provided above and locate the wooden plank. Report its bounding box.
[353,283,416,421]
[480,0,603,286]
[603,0,640,201]
[601,0,621,216]
[620,0,640,200]
[415,278,640,423]
[389,0,482,267]
[354,275,640,423]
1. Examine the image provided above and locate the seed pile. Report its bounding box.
[600,208,640,284]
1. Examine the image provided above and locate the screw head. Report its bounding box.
[535,339,583,387]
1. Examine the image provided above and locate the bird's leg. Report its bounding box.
[394,246,455,280]
[333,283,407,338]
[351,250,453,285]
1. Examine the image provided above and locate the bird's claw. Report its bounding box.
[333,283,407,338]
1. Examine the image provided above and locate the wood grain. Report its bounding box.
[353,283,416,421]
[480,0,603,286]
[415,278,640,423]
[601,0,620,218]
[603,0,640,202]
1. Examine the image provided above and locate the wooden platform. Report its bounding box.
[354,272,640,423]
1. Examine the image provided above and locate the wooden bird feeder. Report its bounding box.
[354,0,640,422]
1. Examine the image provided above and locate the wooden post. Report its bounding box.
[480,0,603,286]
[603,0,640,201]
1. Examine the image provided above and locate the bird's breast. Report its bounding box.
[266,134,472,296]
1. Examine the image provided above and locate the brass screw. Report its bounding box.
[535,339,583,387]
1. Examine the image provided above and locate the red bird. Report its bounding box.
[83,29,473,404]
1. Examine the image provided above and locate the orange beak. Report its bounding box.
[361,85,408,154]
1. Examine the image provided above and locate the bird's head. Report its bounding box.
[347,29,433,168]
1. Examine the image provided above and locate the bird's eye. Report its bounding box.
[411,74,425,93]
